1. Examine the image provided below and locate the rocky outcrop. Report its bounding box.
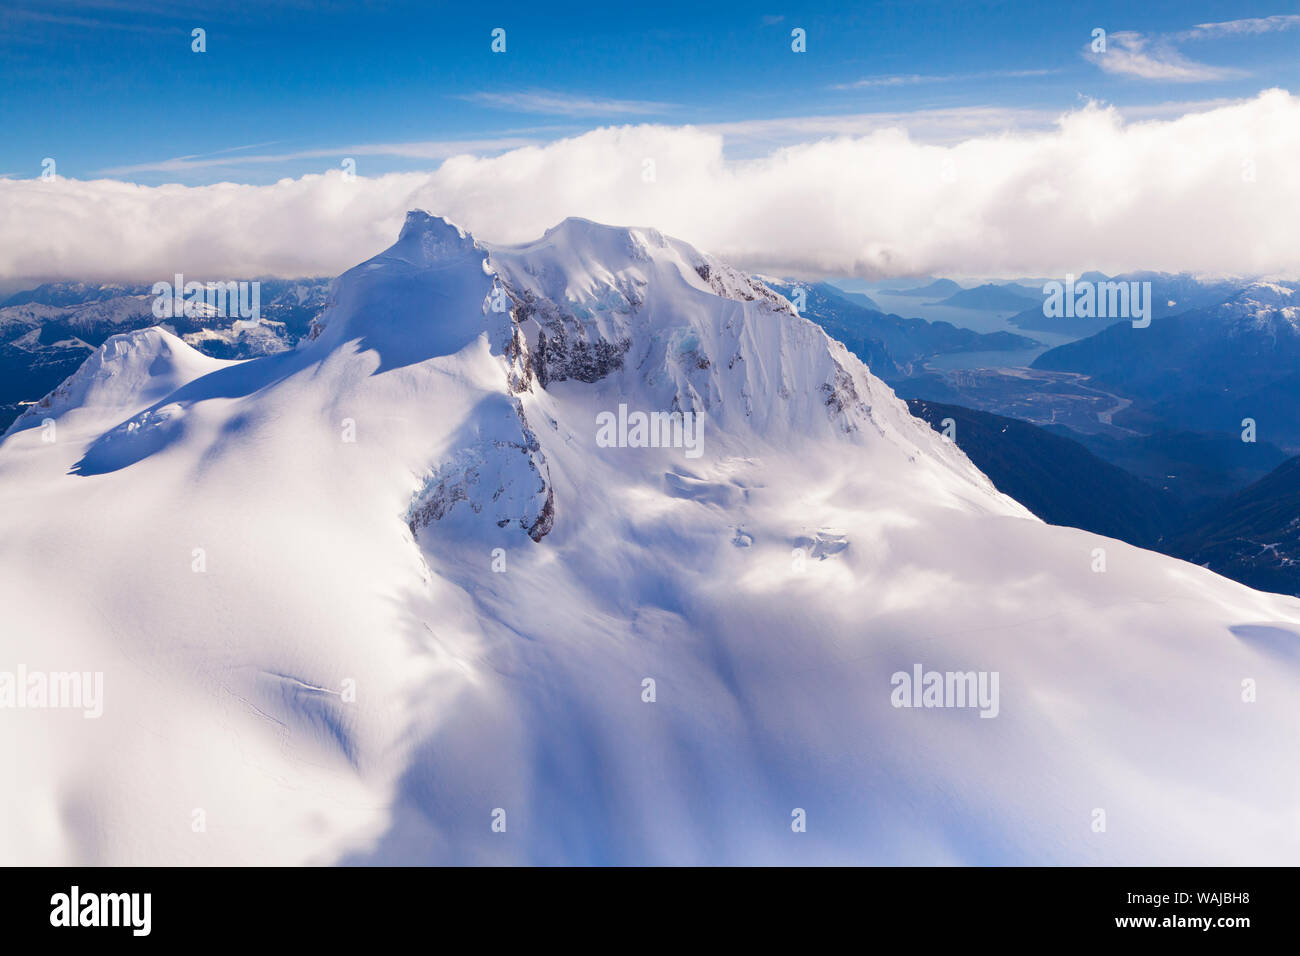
[406,400,555,542]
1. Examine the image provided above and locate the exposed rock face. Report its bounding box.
[407,400,555,543]
[821,364,871,430]
[525,483,555,542]
[534,326,631,388]
[491,275,633,390]
[501,318,536,395]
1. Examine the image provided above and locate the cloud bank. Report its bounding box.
[2,90,1298,282]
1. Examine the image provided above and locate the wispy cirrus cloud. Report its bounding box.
[1083,15,1299,82]
[1086,31,1243,82]
[461,90,676,117]
[831,69,1056,90]
[0,7,176,33]
[1182,15,1300,40]
[98,138,539,175]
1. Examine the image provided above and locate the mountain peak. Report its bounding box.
[542,215,650,241]
[5,326,220,435]
[397,208,468,241]
[1220,280,1300,331]
[389,209,479,266]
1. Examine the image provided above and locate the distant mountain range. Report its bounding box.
[1170,456,1300,597]
[769,280,1038,376]
[907,399,1185,550]
[1007,271,1243,335]
[823,287,882,312]
[909,398,1300,598]
[1048,427,1289,507]
[1033,282,1300,450]
[890,278,963,298]
[934,283,1039,311]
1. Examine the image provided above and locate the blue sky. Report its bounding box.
[2,0,1297,184]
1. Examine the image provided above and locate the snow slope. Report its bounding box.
[2,211,1298,865]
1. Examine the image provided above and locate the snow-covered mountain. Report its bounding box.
[0,279,331,429]
[2,212,1298,865]
[1008,271,1246,335]
[1034,279,1300,448]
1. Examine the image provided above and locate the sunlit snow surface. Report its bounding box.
[2,212,1298,865]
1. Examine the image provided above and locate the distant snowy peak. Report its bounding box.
[1229,280,1296,307]
[7,327,223,433]
[1,280,151,308]
[1219,280,1300,332]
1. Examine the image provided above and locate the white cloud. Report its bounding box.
[2,90,1298,282]
[699,105,1066,149]
[1086,31,1242,82]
